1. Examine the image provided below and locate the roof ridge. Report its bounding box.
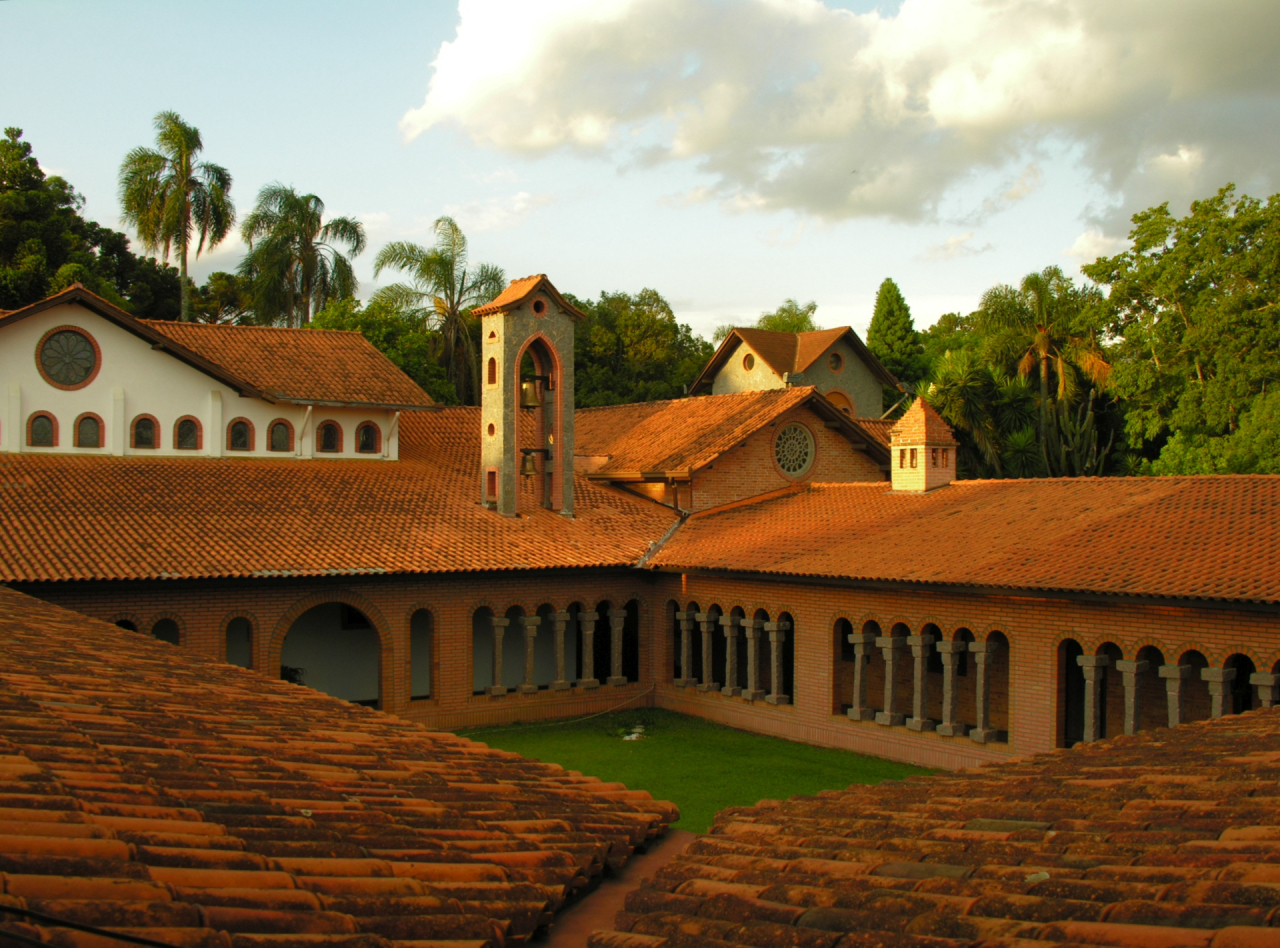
[143,320,365,337]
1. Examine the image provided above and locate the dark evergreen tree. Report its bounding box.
[866,277,926,409]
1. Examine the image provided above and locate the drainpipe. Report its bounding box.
[384,411,400,458]
[297,405,313,458]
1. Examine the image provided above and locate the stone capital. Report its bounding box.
[1113,660,1149,675]
[553,611,573,622]
[1250,672,1280,687]
[491,617,510,628]
[608,608,628,619]
[1201,667,1237,683]
[578,611,599,622]
[719,615,743,628]
[875,635,907,650]
[935,640,967,655]
[906,634,935,647]
[1158,663,1193,680]
[518,615,541,629]
[763,621,791,633]
[1076,654,1109,669]
[846,632,877,646]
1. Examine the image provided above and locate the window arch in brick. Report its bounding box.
[131,414,160,449]
[175,416,202,450]
[27,412,58,447]
[226,617,253,668]
[227,418,254,451]
[151,618,181,646]
[317,421,342,453]
[74,412,104,448]
[268,419,294,453]
[356,421,380,454]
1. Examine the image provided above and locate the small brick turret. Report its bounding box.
[890,398,957,492]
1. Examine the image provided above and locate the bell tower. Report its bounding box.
[473,274,582,517]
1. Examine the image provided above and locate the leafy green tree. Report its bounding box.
[713,298,820,343]
[921,349,1038,478]
[371,217,504,405]
[239,184,366,328]
[311,298,459,404]
[866,278,926,387]
[192,271,252,324]
[919,311,979,373]
[570,289,715,407]
[118,112,234,321]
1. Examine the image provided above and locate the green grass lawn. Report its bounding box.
[459,708,930,833]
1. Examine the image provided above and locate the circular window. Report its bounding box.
[38,327,99,389]
[532,299,547,316]
[774,423,815,477]
[828,351,844,372]
[743,353,756,371]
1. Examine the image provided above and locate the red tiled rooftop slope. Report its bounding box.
[141,321,434,409]
[0,410,679,583]
[891,398,957,445]
[596,709,1280,948]
[0,587,677,948]
[651,477,1280,604]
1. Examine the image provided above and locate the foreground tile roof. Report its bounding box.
[0,410,679,583]
[142,321,434,409]
[576,388,890,479]
[597,709,1280,948]
[650,477,1280,604]
[0,587,676,947]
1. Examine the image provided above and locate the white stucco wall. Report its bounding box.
[709,337,887,418]
[1,303,399,459]
[710,341,785,395]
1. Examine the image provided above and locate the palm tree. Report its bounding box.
[238,184,366,327]
[371,217,505,404]
[118,111,234,321]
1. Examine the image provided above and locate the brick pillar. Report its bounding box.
[696,613,719,692]
[1159,663,1192,726]
[935,640,968,737]
[486,617,509,696]
[1251,672,1280,709]
[845,632,877,722]
[607,608,627,685]
[551,612,571,690]
[969,640,1001,743]
[1113,659,1149,735]
[720,615,742,696]
[765,621,791,705]
[906,633,936,732]
[517,615,541,694]
[1077,654,1109,742]
[674,611,696,687]
[742,620,765,701]
[577,611,599,689]
[874,635,907,726]
[1202,667,1237,718]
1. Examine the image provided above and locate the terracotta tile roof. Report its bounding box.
[470,275,585,319]
[0,409,679,583]
[596,708,1280,948]
[651,477,1280,604]
[0,587,676,947]
[891,399,957,445]
[853,418,895,448]
[575,388,889,479]
[688,327,899,395]
[141,321,434,409]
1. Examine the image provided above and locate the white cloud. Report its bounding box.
[403,0,1280,223]
[1065,229,1128,264]
[442,191,554,232]
[919,231,993,261]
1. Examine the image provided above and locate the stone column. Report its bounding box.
[674,611,696,687]
[906,633,936,732]
[969,640,1001,743]
[517,616,541,694]
[935,640,968,737]
[845,632,877,722]
[695,613,720,692]
[742,620,765,701]
[1251,672,1280,709]
[1158,664,1192,727]
[1113,659,1149,735]
[576,611,599,688]
[1202,667,1237,718]
[720,615,742,696]
[1077,654,1110,742]
[551,612,572,690]
[874,635,907,726]
[486,617,510,696]
[607,608,627,685]
[765,621,791,705]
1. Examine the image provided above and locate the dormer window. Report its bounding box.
[357,422,380,454]
[318,422,341,453]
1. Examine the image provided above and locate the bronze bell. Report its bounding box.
[520,380,541,408]
[519,451,539,477]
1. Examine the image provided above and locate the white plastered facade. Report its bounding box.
[711,337,885,419]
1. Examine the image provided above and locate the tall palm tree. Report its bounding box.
[118,111,234,321]
[371,217,505,404]
[238,184,366,327]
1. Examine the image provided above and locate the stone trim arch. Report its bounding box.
[269,589,392,708]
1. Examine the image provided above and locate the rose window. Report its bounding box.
[774,423,814,477]
[40,330,96,387]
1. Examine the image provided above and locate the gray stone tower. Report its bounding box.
[472,275,582,517]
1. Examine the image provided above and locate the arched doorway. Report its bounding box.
[986,630,1010,741]
[410,609,432,700]
[1097,643,1124,739]
[622,600,641,683]
[862,620,884,717]
[226,617,253,668]
[1180,650,1211,722]
[1058,639,1085,747]
[281,603,380,707]
[1225,654,1256,715]
[1134,645,1165,731]
[833,618,855,715]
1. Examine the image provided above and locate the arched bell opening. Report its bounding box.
[516,337,563,511]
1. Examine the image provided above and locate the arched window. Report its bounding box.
[228,419,252,451]
[487,357,497,385]
[357,422,380,454]
[318,422,341,453]
[269,420,292,452]
[27,412,57,447]
[151,618,180,646]
[74,413,103,448]
[225,617,253,668]
[114,619,138,633]
[132,416,157,449]
[410,610,433,700]
[176,417,201,450]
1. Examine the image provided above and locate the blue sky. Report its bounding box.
[4,0,1276,340]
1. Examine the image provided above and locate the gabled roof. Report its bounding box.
[575,387,891,480]
[891,397,958,445]
[651,475,1280,604]
[0,409,680,583]
[470,273,586,319]
[604,706,1280,947]
[0,586,676,945]
[689,325,900,394]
